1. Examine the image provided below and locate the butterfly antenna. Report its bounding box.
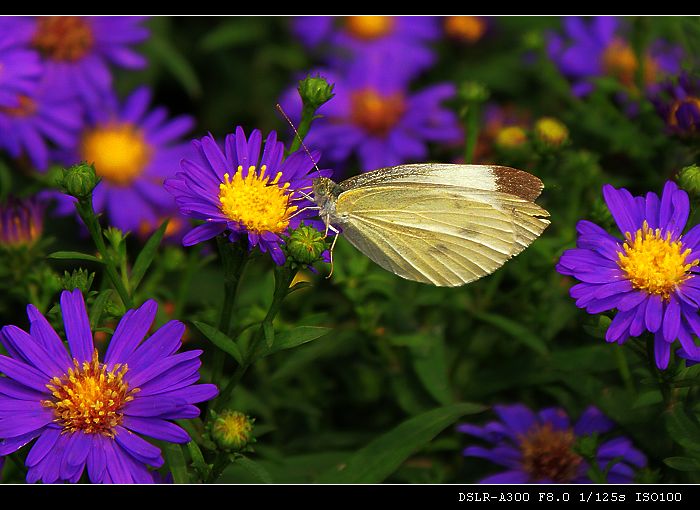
[276,103,323,179]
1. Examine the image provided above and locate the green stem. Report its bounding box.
[463,103,481,164]
[646,334,672,408]
[288,106,316,154]
[211,237,249,383]
[75,199,133,309]
[213,263,297,412]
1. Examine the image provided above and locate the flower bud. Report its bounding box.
[677,165,700,198]
[60,162,99,200]
[285,224,328,265]
[209,410,255,452]
[60,269,95,294]
[298,75,335,111]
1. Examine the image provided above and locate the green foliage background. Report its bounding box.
[4,16,700,484]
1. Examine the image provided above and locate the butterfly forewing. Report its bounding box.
[323,164,550,287]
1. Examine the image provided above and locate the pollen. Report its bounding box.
[617,221,698,300]
[350,89,406,137]
[32,16,94,62]
[519,423,582,483]
[602,38,658,88]
[42,350,137,437]
[81,123,152,186]
[218,165,297,235]
[345,16,395,40]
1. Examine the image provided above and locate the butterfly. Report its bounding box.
[310,163,550,287]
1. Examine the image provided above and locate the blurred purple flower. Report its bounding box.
[280,58,462,171]
[0,19,42,108]
[547,16,682,97]
[293,16,439,81]
[459,404,646,483]
[51,86,194,234]
[651,72,700,136]
[557,181,700,369]
[4,16,149,106]
[165,126,331,265]
[0,83,82,171]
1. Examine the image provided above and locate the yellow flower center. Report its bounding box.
[0,95,38,118]
[32,16,94,62]
[81,123,152,186]
[218,165,297,235]
[42,350,137,437]
[495,125,528,148]
[519,423,582,483]
[344,16,395,40]
[444,16,487,43]
[350,89,406,137]
[668,97,700,131]
[617,221,697,300]
[602,38,658,89]
[534,117,569,146]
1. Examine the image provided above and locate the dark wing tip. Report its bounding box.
[490,165,544,202]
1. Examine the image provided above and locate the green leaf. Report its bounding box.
[315,402,485,483]
[149,35,201,97]
[664,456,700,472]
[48,251,104,264]
[192,321,244,365]
[89,289,113,330]
[200,20,264,51]
[263,320,275,348]
[258,326,332,358]
[130,219,168,291]
[471,311,548,355]
[235,455,273,483]
[162,443,189,484]
[409,335,452,405]
[665,405,700,454]
[187,441,211,480]
[0,159,11,201]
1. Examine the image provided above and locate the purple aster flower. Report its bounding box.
[547,16,682,97]
[293,16,439,80]
[0,20,42,108]
[557,181,700,369]
[459,404,646,483]
[651,72,700,136]
[3,16,149,106]
[0,82,82,171]
[280,59,462,171]
[165,126,332,265]
[52,86,194,234]
[0,289,218,484]
[0,196,44,248]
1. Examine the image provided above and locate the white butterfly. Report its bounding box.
[310,164,550,287]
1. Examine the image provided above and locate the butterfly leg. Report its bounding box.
[325,223,340,279]
[287,205,321,220]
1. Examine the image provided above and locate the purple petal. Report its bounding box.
[122,416,190,443]
[574,406,614,435]
[602,184,641,235]
[104,299,158,368]
[60,289,94,363]
[645,294,663,332]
